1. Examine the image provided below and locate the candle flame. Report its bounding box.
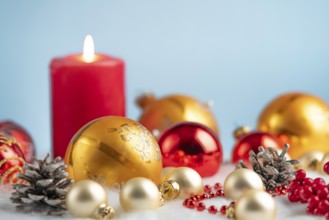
[83,35,95,63]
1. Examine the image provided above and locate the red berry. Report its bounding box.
[208,205,218,214]
[196,202,206,211]
[216,189,224,197]
[295,169,306,180]
[308,196,320,209]
[288,191,299,202]
[324,162,329,175]
[316,186,328,200]
[186,199,196,209]
[204,185,212,192]
[220,206,227,215]
[318,199,329,212]
[300,186,313,201]
[314,178,326,186]
[209,192,215,198]
[306,205,315,214]
[304,177,314,186]
[201,193,209,199]
[214,182,222,190]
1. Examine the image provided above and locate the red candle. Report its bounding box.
[50,35,125,157]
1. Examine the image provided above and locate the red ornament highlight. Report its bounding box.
[232,131,284,164]
[0,136,25,185]
[0,121,35,163]
[159,122,223,177]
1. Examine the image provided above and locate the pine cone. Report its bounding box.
[236,144,299,191]
[10,154,73,215]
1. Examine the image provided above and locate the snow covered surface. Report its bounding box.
[0,162,327,220]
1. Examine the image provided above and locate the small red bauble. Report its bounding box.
[0,121,35,163]
[159,122,223,177]
[232,131,284,164]
[0,135,25,185]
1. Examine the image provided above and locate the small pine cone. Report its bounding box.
[10,154,73,215]
[236,144,299,191]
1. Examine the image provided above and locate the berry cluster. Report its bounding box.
[288,169,329,219]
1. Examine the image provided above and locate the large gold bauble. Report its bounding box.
[66,180,108,218]
[258,92,329,159]
[64,116,163,187]
[136,93,219,139]
[235,190,277,220]
[224,169,264,200]
[163,167,204,199]
[120,177,161,211]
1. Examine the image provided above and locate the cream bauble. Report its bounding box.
[66,180,115,218]
[224,169,264,200]
[236,190,277,220]
[163,167,203,199]
[120,177,161,211]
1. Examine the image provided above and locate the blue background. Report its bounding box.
[1,1,329,157]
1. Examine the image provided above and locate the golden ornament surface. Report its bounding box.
[224,169,264,200]
[235,190,277,220]
[299,151,324,170]
[159,180,180,200]
[66,180,114,218]
[317,152,329,174]
[120,177,161,211]
[136,93,219,139]
[64,116,162,187]
[163,167,204,199]
[258,92,329,159]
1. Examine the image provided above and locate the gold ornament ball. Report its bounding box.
[120,177,161,211]
[258,92,329,159]
[136,93,219,139]
[66,180,108,218]
[163,167,204,199]
[299,151,324,170]
[235,190,277,220]
[224,169,264,200]
[317,152,329,174]
[64,116,162,187]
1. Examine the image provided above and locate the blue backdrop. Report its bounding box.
[1,0,329,157]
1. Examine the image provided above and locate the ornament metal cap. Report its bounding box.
[233,126,251,140]
[159,180,180,200]
[136,92,156,109]
[93,203,116,219]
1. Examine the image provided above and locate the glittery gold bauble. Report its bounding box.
[224,169,264,200]
[159,180,180,200]
[258,92,329,159]
[235,190,276,220]
[136,93,219,139]
[299,151,324,170]
[163,167,203,199]
[64,116,162,187]
[317,152,329,174]
[66,180,115,219]
[120,177,161,211]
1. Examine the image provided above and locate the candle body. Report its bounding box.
[50,54,125,157]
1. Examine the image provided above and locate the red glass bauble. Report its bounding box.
[159,122,223,177]
[232,131,284,164]
[0,121,35,163]
[0,135,25,185]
